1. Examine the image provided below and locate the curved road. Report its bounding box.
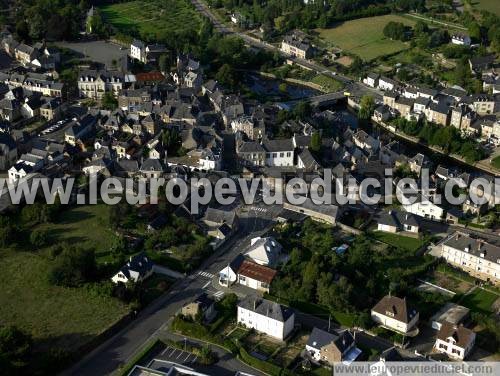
[61,201,282,376]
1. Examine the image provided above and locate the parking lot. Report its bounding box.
[54,40,128,68]
[157,344,198,365]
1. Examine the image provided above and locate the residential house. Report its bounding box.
[130,40,146,63]
[469,55,495,74]
[408,153,429,176]
[78,70,125,100]
[371,295,419,334]
[236,259,277,293]
[14,43,38,65]
[425,102,449,126]
[394,97,414,118]
[281,31,313,59]
[440,232,500,283]
[451,33,471,46]
[231,115,265,141]
[237,297,295,340]
[40,97,63,121]
[245,236,282,268]
[401,194,444,221]
[413,96,429,114]
[352,129,380,153]
[111,252,154,284]
[373,104,392,123]
[283,197,340,225]
[180,293,216,322]
[383,91,398,108]
[305,327,361,366]
[377,210,421,235]
[450,103,475,130]
[236,141,265,167]
[434,323,475,360]
[471,94,497,115]
[202,207,239,239]
[363,73,380,88]
[430,303,470,331]
[263,138,294,167]
[378,76,396,91]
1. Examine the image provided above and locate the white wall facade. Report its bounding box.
[237,306,294,340]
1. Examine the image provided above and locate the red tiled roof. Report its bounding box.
[135,71,165,82]
[237,260,277,284]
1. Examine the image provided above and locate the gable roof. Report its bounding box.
[372,295,418,324]
[436,323,475,348]
[245,236,282,266]
[237,259,277,284]
[116,252,154,280]
[238,296,294,322]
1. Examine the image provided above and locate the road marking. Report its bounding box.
[197,271,214,279]
[176,350,184,359]
[170,349,178,357]
[202,280,211,289]
[191,356,197,363]
[161,346,171,355]
[214,290,224,298]
[184,353,192,362]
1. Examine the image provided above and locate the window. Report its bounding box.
[280,152,284,157]
[272,153,277,158]
[287,152,291,157]
[239,276,246,282]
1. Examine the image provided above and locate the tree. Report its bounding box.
[48,246,97,287]
[0,325,32,372]
[310,131,321,153]
[158,53,171,73]
[215,63,237,89]
[358,95,375,120]
[101,92,118,110]
[30,228,49,247]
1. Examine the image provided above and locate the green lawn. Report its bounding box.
[311,74,344,92]
[472,0,500,16]
[0,204,133,361]
[372,231,424,252]
[100,0,201,41]
[36,204,119,264]
[0,249,129,354]
[316,15,416,61]
[460,288,498,315]
[491,155,500,170]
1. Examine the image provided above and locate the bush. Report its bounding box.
[30,228,49,247]
[48,246,97,287]
[238,346,283,376]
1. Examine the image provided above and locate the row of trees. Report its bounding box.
[392,117,485,163]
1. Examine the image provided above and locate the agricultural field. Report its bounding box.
[316,15,416,61]
[99,0,201,40]
[472,0,500,17]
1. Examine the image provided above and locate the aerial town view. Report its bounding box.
[0,0,500,375]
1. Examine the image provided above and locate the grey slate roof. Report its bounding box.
[262,138,294,152]
[378,210,421,229]
[443,232,500,264]
[238,297,294,323]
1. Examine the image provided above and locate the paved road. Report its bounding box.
[62,201,282,376]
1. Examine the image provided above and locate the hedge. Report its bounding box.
[238,346,283,376]
[118,339,163,376]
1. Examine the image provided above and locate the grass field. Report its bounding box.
[316,15,416,61]
[460,288,498,315]
[37,204,119,263]
[100,0,201,40]
[0,250,129,354]
[0,204,131,358]
[491,155,500,169]
[472,0,500,16]
[372,231,424,252]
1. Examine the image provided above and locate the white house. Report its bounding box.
[363,73,380,88]
[440,232,500,283]
[451,33,471,46]
[371,295,419,334]
[236,259,277,293]
[434,323,475,360]
[237,297,295,340]
[111,252,154,284]
[378,76,396,91]
[130,40,146,63]
[245,236,282,267]
[377,210,421,234]
[401,194,444,221]
[262,139,294,167]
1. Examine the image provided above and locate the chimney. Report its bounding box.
[253,300,256,310]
